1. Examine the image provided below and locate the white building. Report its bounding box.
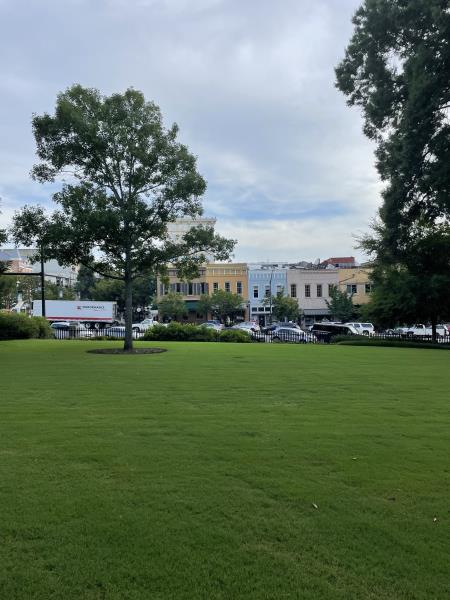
[287,267,339,325]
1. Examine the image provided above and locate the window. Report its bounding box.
[276,284,283,296]
[328,284,334,296]
[347,284,357,295]
[225,281,231,292]
[237,281,242,295]
[365,283,372,294]
[317,284,322,298]
[176,282,181,293]
[305,284,311,298]
[265,285,271,298]
[290,284,297,298]
[213,282,219,292]
[188,283,193,295]
[253,285,259,298]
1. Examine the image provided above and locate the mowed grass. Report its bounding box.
[0,341,449,600]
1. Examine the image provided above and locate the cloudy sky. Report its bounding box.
[0,0,381,263]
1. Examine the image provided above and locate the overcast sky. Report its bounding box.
[0,0,381,263]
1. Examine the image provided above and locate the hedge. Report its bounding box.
[142,322,251,343]
[0,312,53,340]
[333,335,450,350]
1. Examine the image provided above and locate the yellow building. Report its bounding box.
[338,266,373,305]
[204,263,248,299]
[157,263,248,321]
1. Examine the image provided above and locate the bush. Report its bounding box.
[219,329,251,343]
[333,335,450,350]
[0,312,52,340]
[33,316,53,339]
[143,322,217,342]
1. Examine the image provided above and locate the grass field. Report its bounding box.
[1,340,449,599]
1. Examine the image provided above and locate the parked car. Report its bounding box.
[271,327,316,344]
[132,318,154,333]
[231,321,260,332]
[199,321,224,331]
[403,324,448,337]
[51,322,91,338]
[345,322,375,336]
[311,322,359,339]
[262,321,301,333]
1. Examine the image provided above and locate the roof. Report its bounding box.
[323,257,355,264]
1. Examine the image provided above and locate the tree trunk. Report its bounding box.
[124,271,133,352]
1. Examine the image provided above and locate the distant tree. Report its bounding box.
[157,292,187,321]
[0,201,10,274]
[75,265,97,299]
[264,290,300,322]
[43,281,77,300]
[325,286,354,322]
[14,85,234,350]
[208,289,244,323]
[197,293,213,318]
[0,276,16,309]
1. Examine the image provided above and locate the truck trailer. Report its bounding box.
[32,300,117,329]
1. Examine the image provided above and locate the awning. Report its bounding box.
[302,308,331,316]
[184,300,199,311]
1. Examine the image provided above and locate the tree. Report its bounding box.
[75,265,97,299]
[197,293,213,318]
[0,201,9,274]
[325,286,354,322]
[14,86,234,350]
[206,289,245,323]
[264,291,300,322]
[157,292,187,321]
[336,1,450,340]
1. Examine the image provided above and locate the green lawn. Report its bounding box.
[0,340,449,599]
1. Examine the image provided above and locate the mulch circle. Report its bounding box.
[87,347,167,355]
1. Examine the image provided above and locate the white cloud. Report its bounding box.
[0,0,382,260]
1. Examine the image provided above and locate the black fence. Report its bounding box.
[51,327,145,340]
[50,326,450,345]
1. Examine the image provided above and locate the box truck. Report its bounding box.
[32,300,117,329]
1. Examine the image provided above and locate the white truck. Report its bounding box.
[402,324,448,337]
[32,300,117,329]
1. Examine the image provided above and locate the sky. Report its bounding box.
[0,0,382,263]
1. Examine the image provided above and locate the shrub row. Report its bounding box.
[333,335,450,350]
[0,312,53,340]
[143,322,250,343]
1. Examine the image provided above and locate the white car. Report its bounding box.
[132,318,154,333]
[403,324,448,338]
[231,321,260,332]
[345,322,375,336]
[199,321,224,331]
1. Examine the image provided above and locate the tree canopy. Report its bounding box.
[157,292,187,321]
[325,286,355,322]
[198,290,244,323]
[13,85,235,349]
[336,0,450,337]
[264,291,300,322]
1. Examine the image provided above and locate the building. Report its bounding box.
[248,263,289,326]
[287,267,339,325]
[321,256,357,269]
[157,262,248,322]
[338,266,373,306]
[0,248,78,287]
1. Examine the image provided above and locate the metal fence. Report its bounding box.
[50,326,450,345]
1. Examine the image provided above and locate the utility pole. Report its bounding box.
[40,245,46,317]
